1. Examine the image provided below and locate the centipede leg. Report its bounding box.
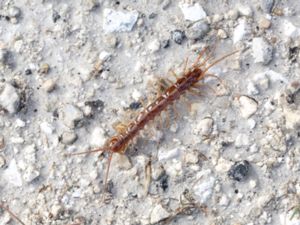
[192,47,209,66]
[0,203,26,225]
[104,152,113,192]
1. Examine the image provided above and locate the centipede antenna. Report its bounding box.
[203,50,240,74]
[66,147,108,156]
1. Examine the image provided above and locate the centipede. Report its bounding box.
[71,47,239,191]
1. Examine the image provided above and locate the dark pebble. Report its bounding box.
[171,30,185,45]
[129,101,142,110]
[85,99,104,110]
[228,160,250,182]
[52,10,61,23]
[25,69,32,75]
[160,174,169,191]
[149,13,157,19]
[161,39,170,48]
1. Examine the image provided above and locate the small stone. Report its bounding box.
[233,19,249,43]
[8,6,21,18]
[150,204,170,224]
[40,121,54,134]
[217,29,227,39]
[179,2,207,21]
[161,39,170,48]
[0,49,9,65]
[90,127,106,147]
[0,83,20,114]
[193,169,215,203]
[103,8,138,33]
[0,135,4,149]
[281,20,300,39]
[226,9,239,20]
[61,104,84,128]
[185,150,199,164]
[247,82,260,95]
[186,21,209,40]
[0,155,6,168]
[148,39,161,53]
[50,204,64,219]
[39,63,50,74]
[261,0,274,13]
[99,51,112,62]
[249,179,257,188]
[11,119,22,128]
[42,79,56,92]
[228,160,250,182]
[129,101,141,110]
[61,131,77,145]
[252,37,273,64]
[23,165,40,183]
[219,195,230,207]
[238,95,258,118]
[259,17,271,29]
[151,164,165,180]
[195,117,214,137]
[171,30,185,45]
[52,10,61,23]
[132,89,142,101]
[158,147,180,162]
[238,5,253,17]
[3,159,23,187]
[235,133,250,148]
[25,68,32,75]
[112,154,132,170]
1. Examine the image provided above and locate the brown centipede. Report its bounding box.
[70,47,239,191]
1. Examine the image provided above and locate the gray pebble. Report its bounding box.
[60,104,84,128]
[228,160,250,182]
[186,21,209,40]
[61,131,78,145]
[0,49,9,65]
[252,37,273,65]
[171,30,185,44]
[8,6,21,18]
[261,0,274,13]
[0,83,20,114]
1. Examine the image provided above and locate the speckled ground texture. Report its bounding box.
[0,0,300,225]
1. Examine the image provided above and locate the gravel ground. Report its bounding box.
[0,0,300,225]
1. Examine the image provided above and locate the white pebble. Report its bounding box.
[193,169,215,204]
[252,37,273,65]
[281,20,300,39]
[42,79,56,92]
[103,8,138,33]
[247,82,260,95]
[0,83,20,114]
[90,127,106,147]
[233,19,249,43]
[99,51,112,62]
[40,121,54,134]
[238,5,253,17]
[15,118,26,128]
[8,6,21,18]
[238,95,258,118]
[185,150,199,164]
[179,2,207,21]
[219,195,230,207]
[132,89,142,101]
[23,165,40,183]
[61,104,83,128]
[3,159,23,187]
[150,204,170,224]
[158,147,181,162]
[147,39,160,53]
[247,118,256,129]
[112,154,132,170]
[235,133,250,147]
[194,117,214,137]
